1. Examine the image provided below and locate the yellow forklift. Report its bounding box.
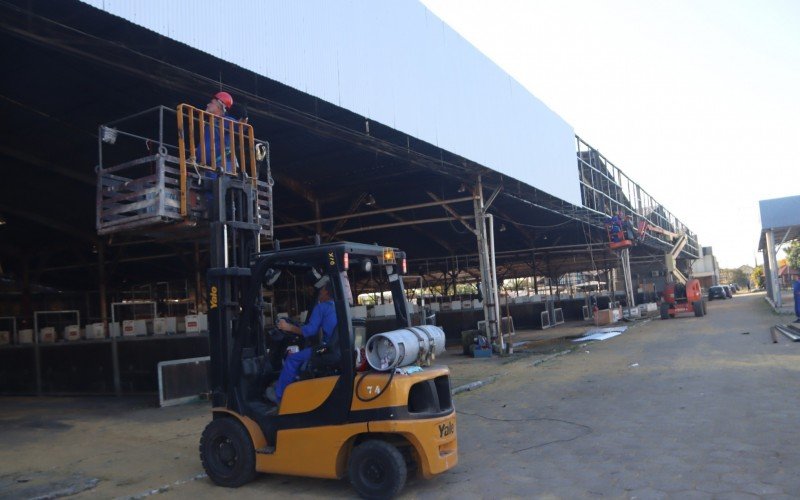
[199,141,457,498]
[95,101,457,497]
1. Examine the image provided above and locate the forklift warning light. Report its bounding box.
[343,252,349,270]
[382,248,396,264]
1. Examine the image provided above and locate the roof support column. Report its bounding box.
[764,229,781,308]
[473,176,504,354]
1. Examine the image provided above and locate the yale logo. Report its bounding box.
[210,286,218,309]
[328,251,335,266]
[438,421,455,438]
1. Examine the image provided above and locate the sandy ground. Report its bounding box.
[2,291,798,498]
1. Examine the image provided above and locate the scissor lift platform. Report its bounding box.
[95,105,272,241]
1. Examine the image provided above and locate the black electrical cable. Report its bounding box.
[456,409,593,454]
[355,367,397,403]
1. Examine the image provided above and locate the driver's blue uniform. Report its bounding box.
[275,299,337,402]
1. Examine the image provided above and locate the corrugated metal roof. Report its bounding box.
[80,0,579,205]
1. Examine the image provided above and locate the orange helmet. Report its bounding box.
[214,91,233,112]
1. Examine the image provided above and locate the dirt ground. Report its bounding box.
[2,291,797,499]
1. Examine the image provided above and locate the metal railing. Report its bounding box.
[96,105,272,239]
[176,104,258,216]
[576,136,700,258]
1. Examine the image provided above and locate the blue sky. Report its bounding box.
[421,0,800,268]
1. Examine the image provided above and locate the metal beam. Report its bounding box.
[425,192,476,235]
[275,196,474,229]
[0,144,95,185]
[278,215,476,244]
[0,204,96,243]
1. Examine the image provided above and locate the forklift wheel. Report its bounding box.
[348,440,407,499]
[200,418,257,488]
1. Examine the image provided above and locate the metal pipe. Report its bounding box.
[486,213,505,353]
[104,105,172,127]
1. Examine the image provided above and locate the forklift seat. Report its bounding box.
[299,344,341,380]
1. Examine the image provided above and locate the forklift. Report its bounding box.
[95,102,457,497]
[199,141,457,498]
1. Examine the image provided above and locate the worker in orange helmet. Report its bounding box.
[206,91,234,117]
[197,91,238,174]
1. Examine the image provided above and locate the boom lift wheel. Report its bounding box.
[660,302,670,320]
[348,440,407,499]
[693,301,704,317]
[200,418,257,487]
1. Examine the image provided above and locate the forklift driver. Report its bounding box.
[265,272,338,405]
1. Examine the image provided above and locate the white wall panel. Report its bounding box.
[82,0,580,204]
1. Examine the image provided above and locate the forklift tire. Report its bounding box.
[348,440,407,499]
[660,302,670,320]
[200,417,257,488]
[693,301,704,317]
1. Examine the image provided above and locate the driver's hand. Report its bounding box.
[277,318,289,331]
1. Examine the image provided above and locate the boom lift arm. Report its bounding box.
[664,233,688,285]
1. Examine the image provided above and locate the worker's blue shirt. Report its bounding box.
[301,299,337,343]
[195,114,238,175]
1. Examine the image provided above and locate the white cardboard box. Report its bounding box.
[198,313,208,332]
[109,322,121,338]
[0,331,9,345]
[350,305,367,319]
[64,324,81,341]
[371,304,395,318]
[153,317,177,335]
[429,302,440,312]
[18,329,33,344]
[39,326,56,343]
[86,323,106,339]
[122,319,147,337]
[449,301,462,311]
[185,315,201,334]
[624,307,641,319]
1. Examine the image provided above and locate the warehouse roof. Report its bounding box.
[0,0,689,294]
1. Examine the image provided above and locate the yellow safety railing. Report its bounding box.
[176,104,257,216]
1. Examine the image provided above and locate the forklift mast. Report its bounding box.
[206,171,264,409]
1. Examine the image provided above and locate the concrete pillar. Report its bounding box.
[765,230,781,307]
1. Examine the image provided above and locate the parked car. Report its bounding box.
[729,283,740,292]
[708,285,727,301]
[721,285,733,298]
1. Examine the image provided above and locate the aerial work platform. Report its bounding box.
[95,105,273,241]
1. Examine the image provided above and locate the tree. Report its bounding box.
[751,266,765,289]
[786,240,800,271]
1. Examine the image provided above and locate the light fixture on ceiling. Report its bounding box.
[457,183,467,193]
[364,194,376,207]
[0,215,6,226]
[499,224,506,232]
